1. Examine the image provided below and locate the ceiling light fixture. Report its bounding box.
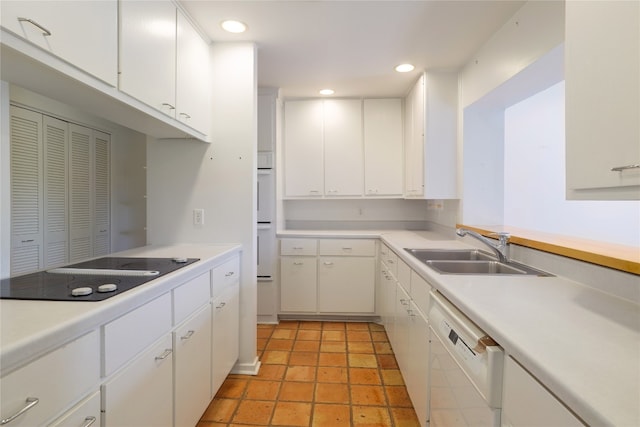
[221,20,247,33]
[395,63,415,73]
[319,89,335,95]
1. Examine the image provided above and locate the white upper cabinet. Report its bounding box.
[119,0,177,118]
[364,99,403,196]
[323,99,363,196]
[565,1,640,199]
[283,98,403,198]
[1,0,118,86]
[284,100,325,197]
[404,72,458,199]
[176,10,211,135]
[258,89,277,152]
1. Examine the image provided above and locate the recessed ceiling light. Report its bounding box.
[319,89,335,95]
[395,63,415,73]
[221,20,247,33]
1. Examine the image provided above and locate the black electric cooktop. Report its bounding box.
[0,257,199,302]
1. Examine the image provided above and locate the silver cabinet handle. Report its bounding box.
[81,416,97,427]
[1,397,39,425]
[323,261,334,266]
[225,271,235,277]
[21,239,34,243]
[309,190,320,194]
[400,298,409,306]
[611,164,640,172]
[162,103,175,110]
[154,349,172,361]
[293,262,304,266]
[342,247,352,250]
[180,330,195,340]
[216,302,226,309]
[17,18,51,36]
[179,112,191,119]
[293,246,304,250]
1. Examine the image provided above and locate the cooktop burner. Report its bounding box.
[0,257,199,302]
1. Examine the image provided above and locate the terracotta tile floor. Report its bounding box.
[197,321,421,427]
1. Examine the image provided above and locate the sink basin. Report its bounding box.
[424,260,553,276]
[404,248,495,261]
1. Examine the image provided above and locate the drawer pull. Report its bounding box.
[323,262,334,266]
[611,163,640,172]
[21,239,34,243]
[81,416,97,427]
[225,271,235,277]
[180,330,195,340]
[216,302,226,309]
[179,112,191,119]
[342,247,352,250]
[17,18,51,36]
[162,103,176,110]
[154,349,172,361]
[292,246,304,250]
[293,262,304,266]
[400,298,409,306]
[1,397,39,425]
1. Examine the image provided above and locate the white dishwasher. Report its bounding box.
[428,291,504,427]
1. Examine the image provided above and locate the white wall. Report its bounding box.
[146,42,259,374]
[504,81,640,247]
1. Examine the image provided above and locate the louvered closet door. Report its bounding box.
[69,124,93,262]
[43,116,69,267]
[10,107,43,274]
[93,131,110,256]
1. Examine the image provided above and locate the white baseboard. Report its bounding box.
[231,356,261,376]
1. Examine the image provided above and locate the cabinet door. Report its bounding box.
[176,10,211,135]
[393,284,411,374]
[0,0,117,86]
[565,1,640,199]
[318,257,375,313]
[68,124,92,262]
[501,357,585,427]
[212,285,240,395]
[174,305,212,427]
[43,116,68,268]
[364,99,403,196]
[284,100,324,197]
[102,334,173,427]
[280,256,317,312]
[119,0,176,117]
[258,90,276,152]
[10,106,43,275]
[407,304,429,427]
[93,130,110,257]
[323,99,363,196]
[405,75,425,197]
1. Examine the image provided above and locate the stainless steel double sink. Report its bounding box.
[404,249,553,276]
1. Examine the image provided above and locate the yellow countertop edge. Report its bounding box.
[457,224,640,276]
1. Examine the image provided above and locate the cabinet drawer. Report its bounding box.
[410,270,430,317]
[173,271,210,326]
[48,390,100,427]
[380,243,398,276]
[397,258,411,292]
[280,238,317,256]
[0,331,99,427]
[103,293,172,377]
[319,239,375,256]
[211,256,240,297]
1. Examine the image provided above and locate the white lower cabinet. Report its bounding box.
[174,305,212,427]
[280,238,376,315]
[211,283,240,395]
[48,391,100,427]
[318,256,375,313]
[501,356,585,427]
[102,334,174,427]
[381,248,431,427]
[0,331,99,427]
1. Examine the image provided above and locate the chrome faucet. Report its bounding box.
[456,228,510,263]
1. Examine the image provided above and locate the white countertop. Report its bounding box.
[280,228,640,426]
[0,243,241,376]
[379,231,640,427]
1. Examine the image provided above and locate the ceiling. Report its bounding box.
[180,1,525,99]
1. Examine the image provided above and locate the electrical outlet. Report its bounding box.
[427,200,444,211]
[193,209,204,225]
